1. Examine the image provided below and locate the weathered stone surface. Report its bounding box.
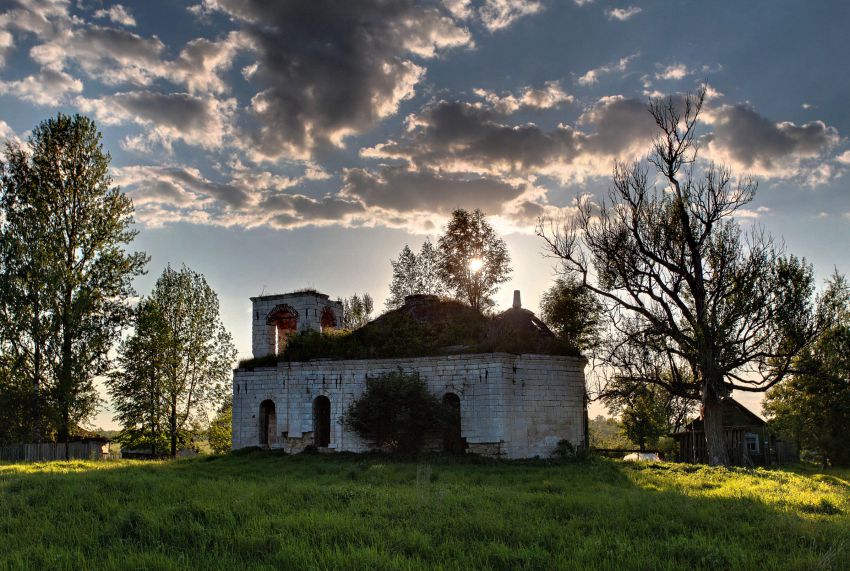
[233,352,587,459]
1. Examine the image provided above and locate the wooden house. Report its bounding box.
[672,397,797,467]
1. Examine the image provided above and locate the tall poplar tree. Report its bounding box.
[110,265,236,457]
[0,114,147,443]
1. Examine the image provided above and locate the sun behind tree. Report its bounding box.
[437,208,511,312]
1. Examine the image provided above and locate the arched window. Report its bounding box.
[259,400,276,447]
[442,393,466,453]
[320,306,337,332]
[266,304,298,354]
[313,395,331,448]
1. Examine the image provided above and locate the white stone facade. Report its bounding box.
[251,291,343,359]
[232,352,587,459]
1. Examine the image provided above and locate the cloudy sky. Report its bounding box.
[1,0,848,426]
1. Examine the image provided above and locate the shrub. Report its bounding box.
[553,439,587,460]
[342,371,453,453]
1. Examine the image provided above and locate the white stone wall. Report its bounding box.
[251,292,344,359]
[232,353,586,459]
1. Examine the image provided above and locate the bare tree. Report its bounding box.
[538,87,821,466]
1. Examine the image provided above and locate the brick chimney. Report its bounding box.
[512,290,521,309]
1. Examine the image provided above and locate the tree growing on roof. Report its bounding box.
[341,293,374,329]
[386,239,447,311]
[437,209,511,312]
[537,87,823,466]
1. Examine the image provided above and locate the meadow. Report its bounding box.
[0,451,848,570]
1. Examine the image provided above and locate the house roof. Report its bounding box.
[675,397,766,434]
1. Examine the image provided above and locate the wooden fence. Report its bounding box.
[0,441,110,462]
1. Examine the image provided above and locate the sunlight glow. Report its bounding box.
[468,258,484,273]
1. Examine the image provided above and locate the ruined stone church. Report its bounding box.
[232,290,587,458]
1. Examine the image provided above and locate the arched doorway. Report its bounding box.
[313,396,331,448]
[442,393,466,453]
[259,400,276,447]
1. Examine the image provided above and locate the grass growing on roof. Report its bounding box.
[0,453,848,570]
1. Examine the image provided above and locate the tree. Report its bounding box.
[417,239,446,298]
[539,276,603,354]
[0,114,147,444]
[106,299,169,455]
[343,371,451,453]
[437,209,511,312]
[386,239,447,310]
[207,397,232,454]
[537,88,820,466]
[110,265,235,457]
[615,386,673,450]
[0,141,55,442]
[341,293,374,329]
[386,245,420,310]
[765,271,850,467]
[588,415,631,449]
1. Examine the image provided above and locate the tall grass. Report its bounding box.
[0,452,847,570]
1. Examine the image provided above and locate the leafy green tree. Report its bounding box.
[765,271,850,467]
[0,114,147,444]
[106,299,169,455]
[437,209,511,312]
[538,89,821,466]
[539,276,603,354]
[617,386,670,450]
[110,265,235,457]
[386,239,446,310]
[417,239,446,298]
[341,293,374,329]
[588,415,631,449]
[386,245,419,310]
[343,371,451,453]
[208,397,232,454]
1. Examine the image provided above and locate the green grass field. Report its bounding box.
[1,452,848,570]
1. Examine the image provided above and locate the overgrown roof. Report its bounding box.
[238,295,578,368]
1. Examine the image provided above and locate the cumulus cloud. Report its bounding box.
[167,31,249,94]
[78,91,236,150]
[115,163,365,230]
[341,165,530,214]
[577,53,638,86]
[0,67,82,105]
[31,23,166,85]
[441,0,542,31]
[655,63,690,80]
[0,119,20,145]
[13,6,245,96]
[702,103,839,178]
[363,93,659,183]
[197,0,472,161]
[478,0,542,31]
[606,6,642,21]
[473,81,572,114]
[93,4,136,27]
